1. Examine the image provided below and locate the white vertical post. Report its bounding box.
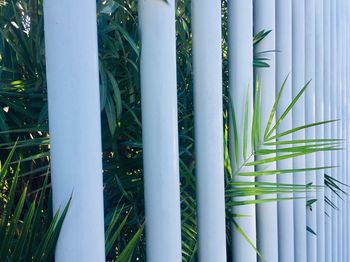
[344,2,348,261]
[342,2,348,258]
[330,0,338,260]
[192,1,226,261]
[345,1,350,261]
[323,1,332,261]
[347,3,350,260]
[276,1,294,262]
[138,1,182,261]
[43,1,105,261]
[315,1,325,262]
[253,1,278,261]
[228,1,256,261]
[305,1,317,261]
[340,1,347,261]
[336,1,343,260]
[292,1,307,261]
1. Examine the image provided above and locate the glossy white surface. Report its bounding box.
[43,0,105,261]
[254,0,279,261]
[139,0,182,261]
[292,1,307,261]
[276,1,294,261]
[228,1,257,261]
[192,1,226,261]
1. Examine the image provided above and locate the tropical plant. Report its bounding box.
[0,0,346,261]
[0,146,69,261]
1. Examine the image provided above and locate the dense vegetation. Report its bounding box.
[0,0,344,261]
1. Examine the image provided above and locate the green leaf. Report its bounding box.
[237,166,335,176]
[265,80,311,139]
[264,75,289,139]
[105,95,117,136]
[243,85,250,160]
[267,120,338,141]
[105,209,130,255]
[106,70,122,119]
[230,218,265,262]
[228,98,239,167]
[116,224,144,262]
[307,226,317,236]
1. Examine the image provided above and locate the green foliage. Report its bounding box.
[1,0,145,260]
[105,206,144,261]
[0,1,346,261]
[0,146,69,261]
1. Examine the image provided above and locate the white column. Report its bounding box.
[342,3,348,258]
[340,1,347,261]
[43,1,105,261]
[346,3,350,261]
[347,3,350,261]
[292,1,307,261]
[138,1,182,261]
[330,0,338,260]
[192,1,226,261]
[336,1,343,260]
[315,1,325,262]
[276,1,294,262]
[253,1,278,261]
[323,1,332,261]
[305,2,317,261]
[228,1,256,261]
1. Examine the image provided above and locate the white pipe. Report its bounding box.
[292,1,307,261]
[305,1,317,261]
[336,1,343,260]
[345,1,350,261]
[340,1,347,260]
[330,0,338,260]
[228,1,256,261]
[253,1,278,261]
[315,1,325,262]
[138,1,182,261]
[342,3,348,258]
[192,1,226,261]
[275,1,294,262]
[43,1,105,261]
[323,1,332,261]
[344,2,348,261]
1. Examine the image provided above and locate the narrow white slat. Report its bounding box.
[138,1,182,261]
[192,1,226,261]
[305,1,317,261]
[330,0,339,260]
[340,1,347,260]
[228,1,257,261]
[344,1,350,261]
[254,1,279,261]
[315,1,325,261]
[346,3,350,261]
[323,1,332,261]
[43,0,105,261]
[276,1,294,262]
[336,0,344,260]
[292,1,307,261]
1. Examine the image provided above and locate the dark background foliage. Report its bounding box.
[0,1,343,261]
